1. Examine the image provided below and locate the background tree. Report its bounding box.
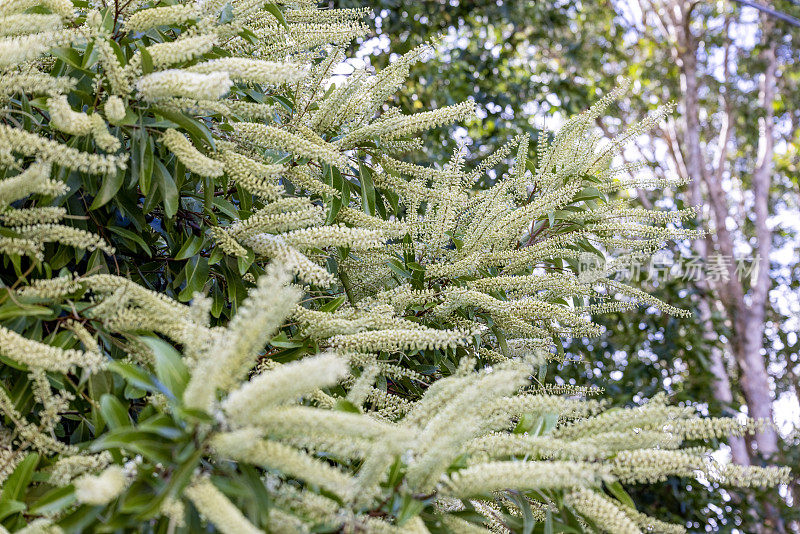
[336,0,800,531]
[609,2,800,530]
[332,0,627,164]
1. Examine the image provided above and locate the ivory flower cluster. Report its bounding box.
[73,466,128,505]
[137,70,233,101]
[161,128,223,178]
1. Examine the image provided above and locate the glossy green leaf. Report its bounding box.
[90,169,125,210]
[140,46,154,75]
[108,361,160,394]
[178,256,209,301]
[605,480,636,510]
[359,160,376,216]
[153,107,216,149]
[107,225,152,257]
[28,485,77,515]
[263,3,288,29]
[139,131,154,195]
[1,453,39,502]
[154,159,179,218]
[0,500,26,521]
[138,335,190,400]
[174,235,205,261]
[99,393,131,429]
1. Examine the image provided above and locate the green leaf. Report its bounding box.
[174,235,205,261]
[0,301,54,321]
[153,107,216,149]
[605,480,636,510]
[240,464,272,524]
[137,414,184,440]
[540,412,559,435]
[359,160,376,216]
[90,428,172,464]
[81,40,98,69]
[174,406,214,425]
[51,47,94,75]
[107,225,152,257]
[0,500,26,521]
[340,173,351,208]
[385,457,404,488]
[106,37,127,65]
[135,445,203,520]
[508,493,535,534]
[178,256,209,301]
[544,510,554,534]
[87,371,113,431]
[513,413,537,434]
[395,494,426,526]
[142,179,161,215]
[119,487,157,514]
[263,3,288,29]
[138,335,190,400]
[219,3,234,24]
[57,504,103,532]
[140,46,154,75]
[1,453,39,501]
[573,186,604,203]
[576,237,604,260]
[268,94,294,112]
[270,331,304,348]
[319,296,346,312]
[90,169,125,210]
[334,399,361,413]
[326,196,342,225]
[101,6,116,33]
[238,26,260,46]
[406,261,424,272]
[154,159,179,219]
[386,258,410,279]
[237,250,253,276]
[108,361,160,394]
[124,383,146,399]
[99,394,131,430]
[324,166,344,224]
[212,197,239,220]
[383,188,399,214]
[553,334,565,360]
[138,131,154,195]
[28,485,77,515]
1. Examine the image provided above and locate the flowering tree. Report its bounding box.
[0,1,789,532]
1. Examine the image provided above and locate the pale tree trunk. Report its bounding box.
[735,31,779,458]
[675,24,751,464]
[655,0,759,462]
[633,1,784,529]
[628,7,752,466]
[703,302,752,464]
[651,0,780,461]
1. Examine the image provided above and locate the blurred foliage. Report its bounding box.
[332,0,628,163]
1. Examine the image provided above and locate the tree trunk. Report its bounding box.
[669,0,758,465]
[737,33,779,459]
[647,2,784,529]
[736,314,778,457]
[705,306,751,465]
